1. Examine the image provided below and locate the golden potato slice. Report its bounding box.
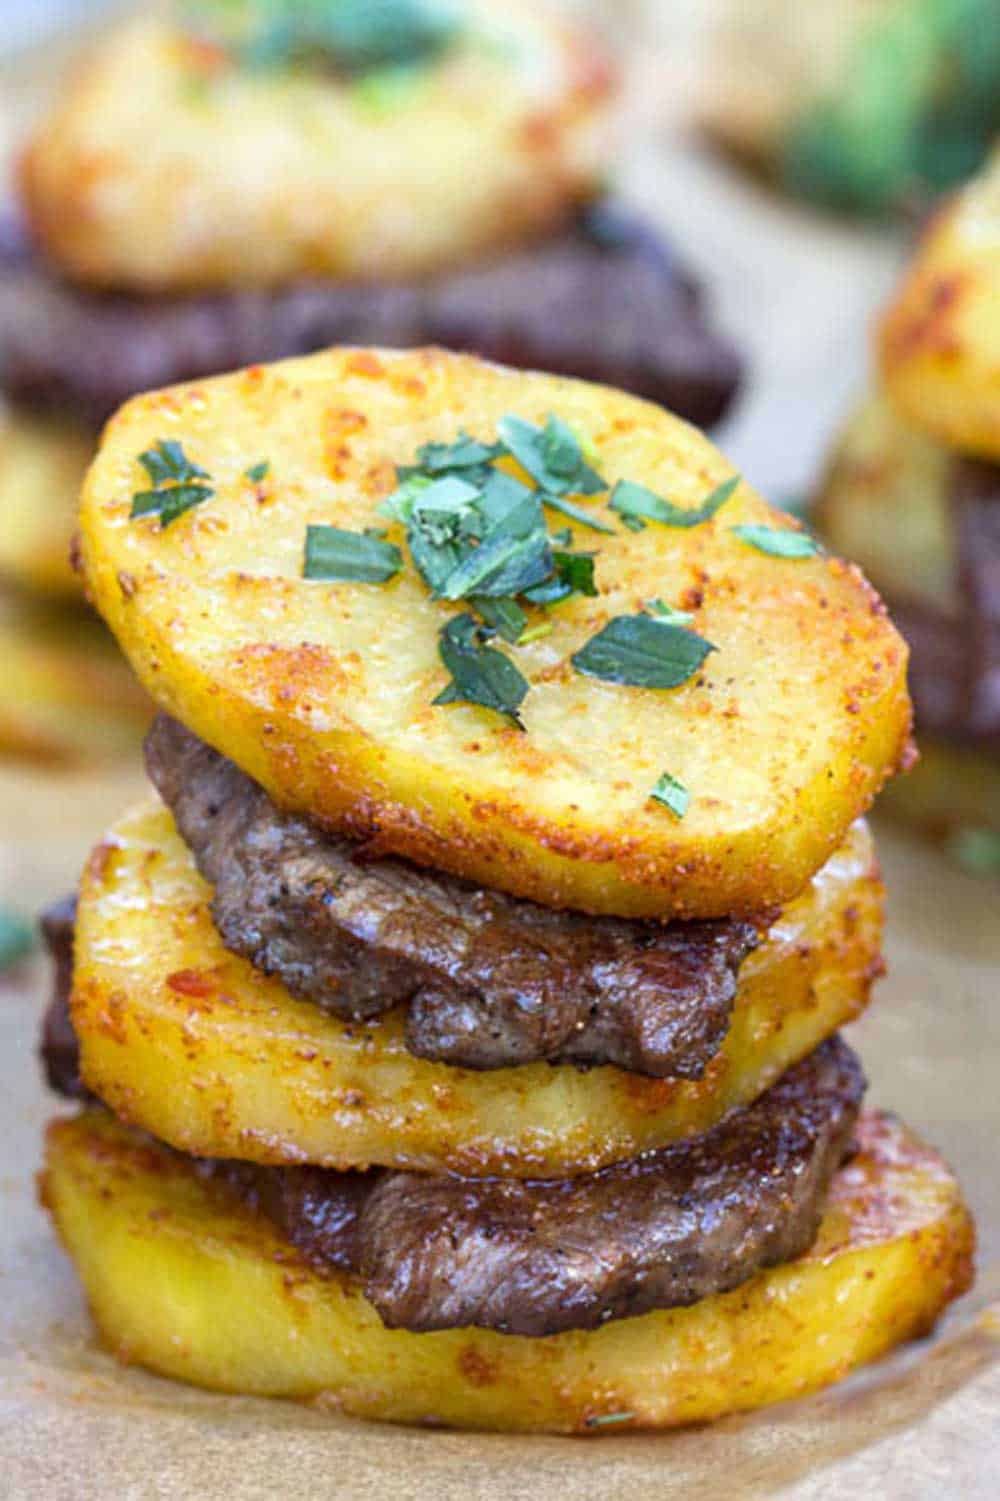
[0,593,150,764]
[72,800,883,1176]
[0,405,91,600]
[21,9,612,292]
[814,389,955,613]
[879,152,1000,459]
[80,348,911,918]
[41,1107,975,1433]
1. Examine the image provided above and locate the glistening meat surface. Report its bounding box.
[146,715,761,1079]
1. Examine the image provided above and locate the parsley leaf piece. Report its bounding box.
[609,475,739,530]
[585,1412,636,1429]
[378,472,434,523]
[303,524,403,583]
[138,439,209,488]
[522,550,597,605]
[731,524,820,558]
[498,414,605,496]
[646,598,695,626]
[434,613,529,728]
[650,772,690,818]
[539,493,616,535]
[438,489,550,601]
[518,620,553,645]
[0,907,33,970]
[571,614,716,689]
[245,460,270,483]
[471,597,527,644]
[130,483,215,527]
[417,432,502,475]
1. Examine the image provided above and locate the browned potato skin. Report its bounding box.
[21,10,614,293]
[80,347,912,920]
[72,801,883,1177]
[879,156,1000,461]
[41,1108,975,1433]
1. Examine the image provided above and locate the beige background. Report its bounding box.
[0,4,998,1496]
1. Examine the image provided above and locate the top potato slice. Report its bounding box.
[880,151,1000,460]
[80,347,911,918]
[21,6,612,292]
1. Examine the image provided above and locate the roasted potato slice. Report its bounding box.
[880,150,1000,460]
[0,405,91,600]
[80,348,911,918]
[72,801,883,1176]
[41,1107,974,1433]
[0,593,150,764]
[814,389,955,612]
[21,8,612,292]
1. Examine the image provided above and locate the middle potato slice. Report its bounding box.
[72,802,882,1177]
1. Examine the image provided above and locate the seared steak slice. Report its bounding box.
[146,715,761,1079]
[0,202,741,429]
[213,1037,864,1335]
[38,895,88,1100]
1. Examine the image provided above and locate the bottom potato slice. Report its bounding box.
[0,593,151,764]
[41,1108,975,1434]
[72,803,883,1176]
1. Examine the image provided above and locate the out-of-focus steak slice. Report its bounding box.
[145,715,761,1080]
[0,203,742,428]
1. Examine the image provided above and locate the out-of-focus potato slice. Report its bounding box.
[72,801,883,1176]
[41,1107,975,1433]
[814,389,955,613]
[80,347,911,919]
[880,152,1000,460]
[880,735,1000,839]
[0,594,150,764]
[21,8,612,292]
[0,405,91,599]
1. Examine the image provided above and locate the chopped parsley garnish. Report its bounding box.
[245,460,270,483]
[645,597,695,627]
[194,0,463,76]
[571,613,715,690]
[522,550,597,606]
[434,613,530,729]
[650,772,690,818]
[303,525,403,583]
[130,440,214,528]
[609,475,739,531]
[497,414,605,497]
[585,1411,636,1429]
[0,908,33,971]
[471,597,527,644]
[731,524,820,558]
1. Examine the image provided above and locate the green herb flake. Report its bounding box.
[731,524,820,559]
[650,772,690,818]
[539,493,616,535]
[0,908,33,971]
[609,475,739,530]
[199,0,464,77]
[434,613,530,728]
[245,460,270,483]
[498,414,605,497]
[585,1411,636,1429]
[517,621,553,646]
[471,597,527,644]
[303,524,403,583]
[522,550,597,606]
[645,598,694,626]
[131,439,215,528]
[571,614,716,690]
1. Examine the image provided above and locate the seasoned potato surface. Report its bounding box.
[72,801,883,1176]
[80,348,911,918]
[42,1108,974,1433]
[0,595,149,764]
[880,151,1000,459]
[22,8,612,291]
[0,406,91,599]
